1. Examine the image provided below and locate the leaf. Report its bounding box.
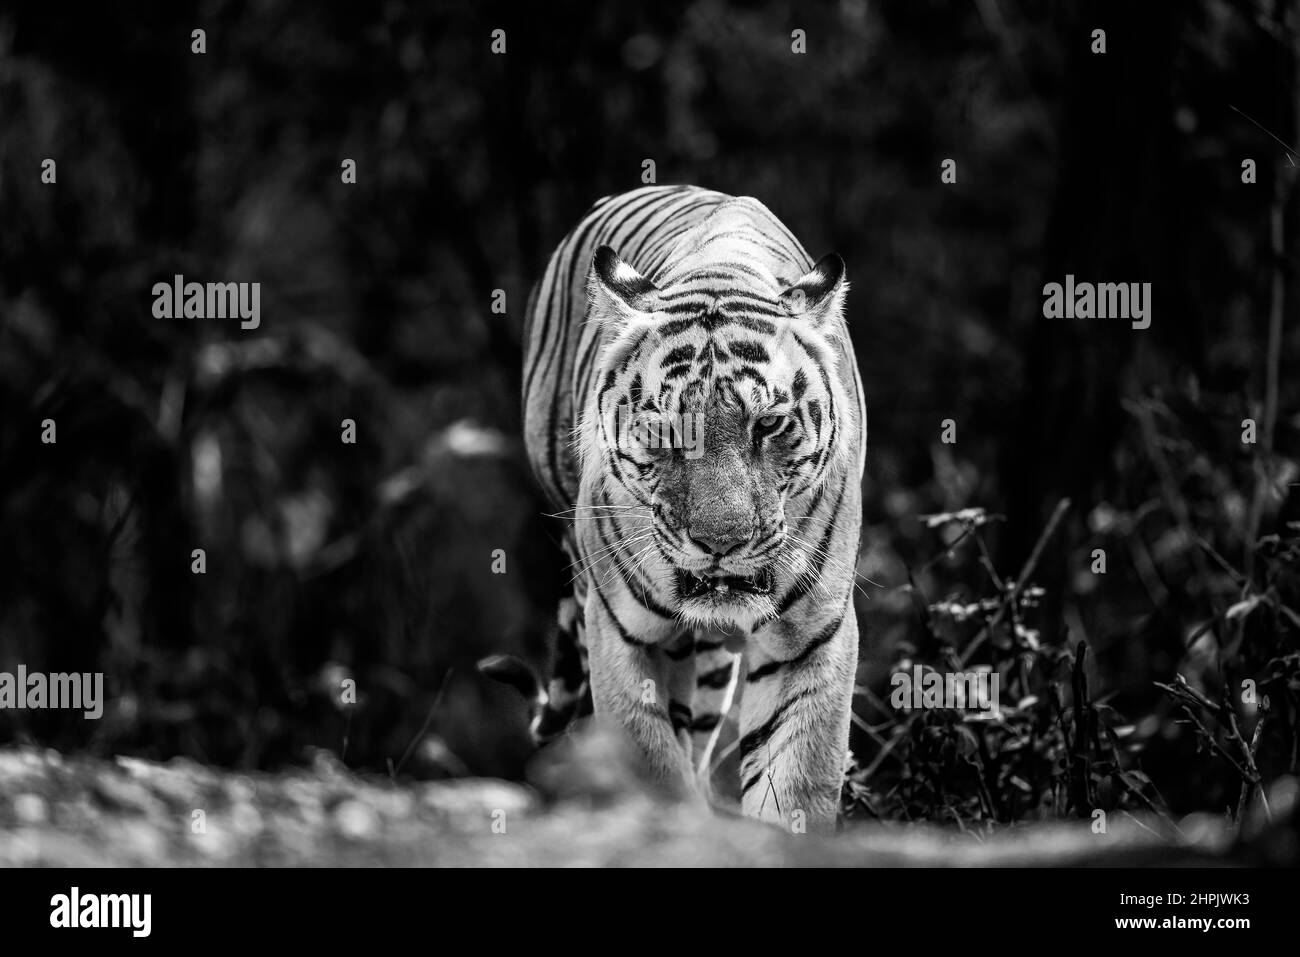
[1225,596,1264,621]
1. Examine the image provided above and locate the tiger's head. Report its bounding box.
[580,243,853,631]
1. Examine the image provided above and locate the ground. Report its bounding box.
[0,727,1293,867]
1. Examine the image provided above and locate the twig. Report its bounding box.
[1155,679,1254,783]
[1230,707,1270,823]
[1068,642,1093,816]
[959,498,1070,667]
[1125,398,1223,622]
[1228,103,1300,161]
[391,667,455,780]
[850,708,896,753]
[917,523,977,573]
[1194,534,1248,589]
[855,726,906,783]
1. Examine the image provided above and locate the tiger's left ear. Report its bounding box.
[779,253,847,329]
[589,245,663,369]
[589,245,661,326]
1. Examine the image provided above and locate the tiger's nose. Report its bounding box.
[689,531,746,557]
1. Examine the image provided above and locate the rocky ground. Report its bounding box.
[1,727,1295,867]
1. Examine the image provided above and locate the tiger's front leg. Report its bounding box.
[585,588,700,800]
[740,603,859,831]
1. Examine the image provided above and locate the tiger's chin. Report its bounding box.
[674,567,777,631]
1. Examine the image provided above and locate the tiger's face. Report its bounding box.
[584,245,850,630]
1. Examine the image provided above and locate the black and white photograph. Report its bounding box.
[0,0,1296,930]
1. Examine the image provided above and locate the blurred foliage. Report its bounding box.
[0,0,1297,829]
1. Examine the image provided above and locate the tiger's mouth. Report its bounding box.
[676,567,774,600]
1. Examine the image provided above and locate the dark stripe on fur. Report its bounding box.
[738,688,813,762]
[697,663,735,689]
[691,712,722,732]
[595,586,650,647]
[746,604,846,683]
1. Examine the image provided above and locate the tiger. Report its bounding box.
[486,184,866,831]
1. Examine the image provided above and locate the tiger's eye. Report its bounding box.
[758,414,783,429]
[630,411,661,447]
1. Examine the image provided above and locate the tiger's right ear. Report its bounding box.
[588,245,661,326]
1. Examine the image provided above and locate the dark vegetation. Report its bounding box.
[1,0,1298,843]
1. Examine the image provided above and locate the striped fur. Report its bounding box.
[518,185,865,830]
